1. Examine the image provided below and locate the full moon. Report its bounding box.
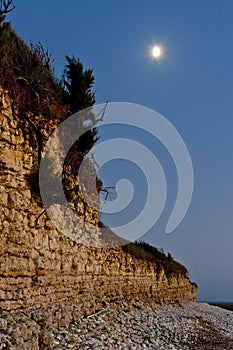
[152,46,161,58]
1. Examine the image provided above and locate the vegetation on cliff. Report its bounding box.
[98,220,188,275]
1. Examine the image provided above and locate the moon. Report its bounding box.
[152,46,161,58]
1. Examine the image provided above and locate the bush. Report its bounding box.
[122,240,188,276]
[0,23,67,122]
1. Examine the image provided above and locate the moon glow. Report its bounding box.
[152,46,161,58]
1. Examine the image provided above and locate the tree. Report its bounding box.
[63,55,99,156]
[64,55,95,113]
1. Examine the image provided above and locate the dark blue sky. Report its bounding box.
[9,0,233,301]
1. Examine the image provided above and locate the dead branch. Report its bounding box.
[0,0,15,15]
[35,209,46,225]
[100,186,116,201]
[95,100,108,123]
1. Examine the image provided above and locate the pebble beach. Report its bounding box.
[50,301,233,350]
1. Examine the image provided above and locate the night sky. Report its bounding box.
[9,0,233,301]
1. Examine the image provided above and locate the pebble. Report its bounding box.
[50,302,233,349]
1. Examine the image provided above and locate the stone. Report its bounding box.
[39,332,55,349]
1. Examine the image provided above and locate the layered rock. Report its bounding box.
[0,88,197,327]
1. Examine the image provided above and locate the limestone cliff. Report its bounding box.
[0,88,197,345]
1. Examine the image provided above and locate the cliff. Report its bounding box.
[0,88,197,348]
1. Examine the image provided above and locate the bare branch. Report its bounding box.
[0,0,15,15]
[95,100,109,123]
[35,209,46,226]
[100,186,116,201]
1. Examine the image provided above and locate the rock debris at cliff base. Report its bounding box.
[51,302,233,350]
[0,302,233,349]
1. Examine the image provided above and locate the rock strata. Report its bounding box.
[0,88,198,348]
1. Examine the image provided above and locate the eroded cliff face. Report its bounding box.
[0,88,197,340]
